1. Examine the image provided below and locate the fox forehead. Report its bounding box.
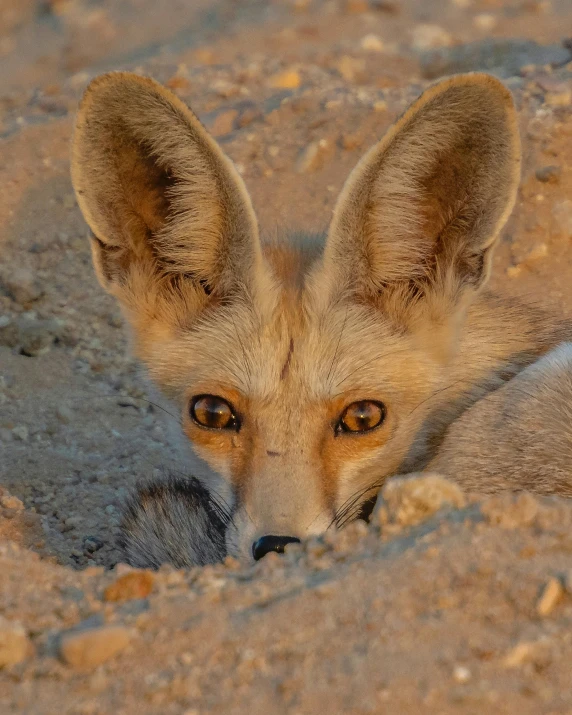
[141,241,431,410]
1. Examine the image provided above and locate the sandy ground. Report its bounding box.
[1,0,572,712]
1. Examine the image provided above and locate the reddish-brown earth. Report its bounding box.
[1,1,572,712]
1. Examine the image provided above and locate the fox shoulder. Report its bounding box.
[428,343,572,496]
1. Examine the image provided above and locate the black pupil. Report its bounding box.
[193,396,232,428]
[207,400,227,426]
[356,403,374,427]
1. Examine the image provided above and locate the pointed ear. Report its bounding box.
[71,72,261,344]
[322,73,521,323]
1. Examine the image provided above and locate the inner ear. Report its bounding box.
[119,140,174,234]
[72,72,261,300]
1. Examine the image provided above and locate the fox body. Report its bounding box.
[71,71,572,565]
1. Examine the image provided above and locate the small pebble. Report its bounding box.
[0,617,30,668]
[12,425,29,442]
[59,625,132,670]
[360,34,384,53]
[536,577,563,617]
[377,474,466,527]
[504,638,552,668]
[453,665,471,683]
[269,70,301,89]
[104,571,155,602]
[56,405,74,424]
[524,243,548,263]
[83,535,105,554]
[473,13,496,30]
[209,110,238,138]
[535,165,561,184]
[335,55,366,82]
[411,24,453,51]
[0,495,24,511]
[0,268,44,306]
[295,139,332,173]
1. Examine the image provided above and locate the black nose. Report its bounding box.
[252,535,301,561]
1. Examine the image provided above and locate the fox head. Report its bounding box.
[71,71,520,561]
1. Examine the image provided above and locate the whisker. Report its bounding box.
[72,391,181,424]
[331,479,384,530]
[333,347,413,390]
[326,303,349,387]
[406,379,471,419]
[230,312,252,390]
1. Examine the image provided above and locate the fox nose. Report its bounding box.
[252,535,301,561]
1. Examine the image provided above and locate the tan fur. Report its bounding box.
[71,71,572,563]
[428,343,572,496]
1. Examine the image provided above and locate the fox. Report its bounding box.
[70,70,572,567]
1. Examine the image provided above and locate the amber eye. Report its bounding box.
[190,395,238,430]
[338,401,386,434]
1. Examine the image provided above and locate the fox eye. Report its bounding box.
[190,395,238,430]
[338,401,386,434]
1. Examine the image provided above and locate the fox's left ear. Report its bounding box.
[322,73,521,323]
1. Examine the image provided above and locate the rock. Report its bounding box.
[335,55,367,83]
[0,495,24,511]
[295,139,332,173]
[104,571,155,602]
[473,13,496,31]
[377,474,466,527]
[341,131,363,150]
[545,88,571,107]
[192,48,217,65]
[208,110,238,138]
[420,39,572,80]
[59,625,132,670]
[481,492,539,529]
[0,315,63,356]
[524,242,548,263]
[0,617,30,668]
[536,577,563,617]
[0,267,44,306]
[268,70,301,90]
[165,75,191,93]
[55,405,74,424]
[504,638,553,668]
[360,34,385,53]
[453,665,471,683]
[411,24,453,51]
[83,535,104,554]
[106,311,123,328]
[12,425,29,441]
[235,101,263,128]
[535,165,561,183]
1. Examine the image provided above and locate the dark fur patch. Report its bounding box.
[118,475,227,568]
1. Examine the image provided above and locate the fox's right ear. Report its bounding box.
[71,72,262,345]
